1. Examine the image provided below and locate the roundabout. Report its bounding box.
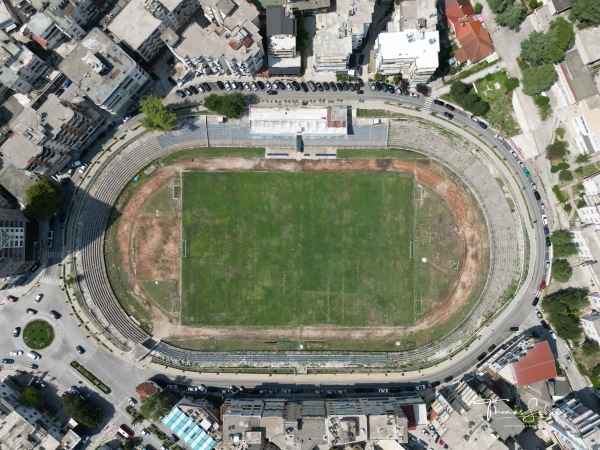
[23,319,55,350]
[71,101,531,373]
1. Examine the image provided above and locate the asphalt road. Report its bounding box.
[0,82,593,445]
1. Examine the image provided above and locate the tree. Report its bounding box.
[572,0,600,28]
[474,2,483,13]
[140,392,176,422]
[21,387,41,407]
[551,229,578,257]
[549,17,575,51]
[552,259,573,282]
[488,0,511,13]
[415,84,430,96]
[203,93,245,118]
[556,126,566,140]
[576,153,590,164]
[495,4,526,30]
[559,169,573,181]
[543,287,589,340]
[582,341,600,357]
[293,10,309,52]
[400,78,410,89]
[449,81,489,115]
[61,393,103,428]
[24,179,65,221]
[520,31,551,66]
[139,95,176,132]
[522,64,557,95]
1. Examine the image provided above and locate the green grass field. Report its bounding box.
[181,171,416,327]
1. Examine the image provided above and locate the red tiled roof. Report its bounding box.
[512,341,557,387]
[135,382,159,400]
[453,17,494,64]
[444,0,475,27]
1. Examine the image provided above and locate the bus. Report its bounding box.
[117,425,134,440]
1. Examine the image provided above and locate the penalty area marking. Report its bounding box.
[182,239,187,257]
[409,241,414,259]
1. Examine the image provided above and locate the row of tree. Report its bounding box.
[543,288,589,340]
[448,81,490,116]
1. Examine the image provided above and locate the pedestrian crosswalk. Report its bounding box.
[527,287,542,297]
[423,97,433,110]
[48,250,65,260]
[40,276,61,286]
[0,301,7,312]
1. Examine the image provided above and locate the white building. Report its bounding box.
[0,30,50,93]
[548,397,600,450]
[571,226,593,258]
[266,6,300,75]
[109,0,199,62]
[572,106,600,155]
[589,293,600,310]
[167,0,264,76]
[28,0,100,41]
[59,28,153,118]
[250,105,348,135]
[576,205,600,225]
[0,209,34,279]
[581,314,600,343]
[374,0,439,83]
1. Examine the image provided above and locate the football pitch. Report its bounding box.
[181,171,416,327]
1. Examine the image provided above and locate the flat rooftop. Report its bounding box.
[59,28,140,106]
[250,106,348,135]
[313,24,352,58]
[376,29,439,69]
[575,25,600,65]
[108,0,162,50]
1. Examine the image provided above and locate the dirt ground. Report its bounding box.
[115,158,487,341]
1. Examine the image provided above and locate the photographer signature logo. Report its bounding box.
[473,397,553,425]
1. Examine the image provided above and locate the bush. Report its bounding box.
[448,81,490,115]
[505,76,520,91]
[552,259,573,282]
[559,169,574,181]
[552,185,569,203]
[556,127,566,139]
[534,94,553,120]
[577,199,587,208]
[474,2,483,13]
[550,162,569,173]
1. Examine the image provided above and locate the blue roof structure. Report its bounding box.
[162,408,216,450]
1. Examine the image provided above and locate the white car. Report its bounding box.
[141,429,150,436]
[35,293,43,303]
[494,134,505,142]
[128,397,137,406]
[79,164,88,173]
[566,355,573,364]
[9,350,23,356]
[265,81,272,90]
[535,309,542,319]
[250,82,258,91]
[549,329,556,339]
[542,215,548,225]
[243,82,251,92]
[539,202,545,211]
[415,385,426,391]
[530,182,537,190]
[378,388,389,393]
[224,81,231,90]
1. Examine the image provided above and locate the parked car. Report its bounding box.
[540,280,547,290]
[49,310,61,319]
[533,191,541,201]
[175,89,185,98]
[26,308,37,315]
[532,297,539,306]
[542,215,548,225]
[445,104,456,111]
[141,429,150,436]
[549,329,556,339]
[4,295,17,302]
[308,81,317,92]
[378,388,389,393]
[292,81,301,91]
[79,164,88,173]
[300,82,309,92]
[541,320,550,329]
[510,326,519,331]
[546,236,552,247]
[415,385,426,390]
[566,355,573,364]
[543,226,549,235]
[358,54,365,64]
[9,350,23,356]
[189,85,199,95]
[443,375,453,383]
[75,345,85,354]
[477,352,487,361]
[443,112,454,119]
[316,82,324,92]
[494,134,505,142]
[250,82,258,91]
[216,81,225,90]
[2,359,14,364]
[433,99,445,106]
[13,327,20,337]
[267,90,277,95]
[535,309,543,319]
[128,397,137,406]
[167,77,177,86]
[257,81,266,90]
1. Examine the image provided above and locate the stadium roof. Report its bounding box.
[250,106,348,135]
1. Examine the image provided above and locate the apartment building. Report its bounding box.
[0,209,34,280]
[581,314,600,343]
[312,0,375,73]
[0,378,67,449]
[221,397,418,447]
[548,397,600,450]
[373,0,440,84]
[167,0,264,77]
[108,0,199,62]
[26,11,64,49]
[28,0,100,41]
[59,28,153,117]
[1,94,102,176]
[0,30,49,93]
[162,398,220,450]
[266,6,300,75]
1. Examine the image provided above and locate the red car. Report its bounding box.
[4,295,17,302]
[540,280,547,290]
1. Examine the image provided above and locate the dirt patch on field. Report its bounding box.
[114,158,488,342]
